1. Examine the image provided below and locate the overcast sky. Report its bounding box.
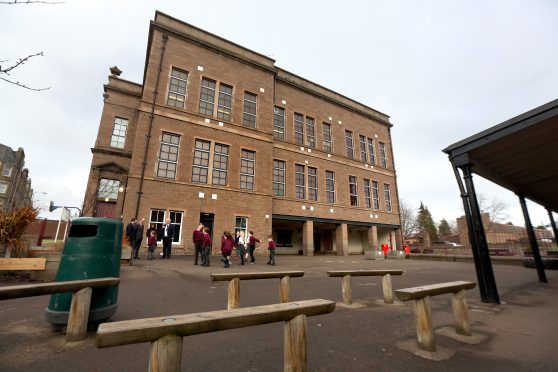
[1,0,557,227]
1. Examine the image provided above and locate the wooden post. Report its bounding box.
[149,334,183,372]
[65,287,92,342]
[228,278,240,310]
[284,314,307,372]
[452,289,472,336]
[413,296,435,352]
[381,274,394,304]
[341,275,352,305]
[280,276,290,303]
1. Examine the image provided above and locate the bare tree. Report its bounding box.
[477,194,508,232]
[400,199,419,240]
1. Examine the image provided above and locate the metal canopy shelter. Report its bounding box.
[443,98,558,303]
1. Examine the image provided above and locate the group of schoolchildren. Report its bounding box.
[142,221,277,267]
[216,230,276,268]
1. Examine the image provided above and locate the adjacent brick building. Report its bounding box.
[0,144,33,212]
[83,11,402,256]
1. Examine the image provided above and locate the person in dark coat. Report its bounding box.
[125,218,136,246]
[161,218,175,259]
[133,218,145,259]
[192,223,204,265]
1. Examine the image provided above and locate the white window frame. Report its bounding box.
[372,180,380,210]
[157,132,180,179]
[98,179,120,201]
[2,164,13,177]
[243,91,257,128]
[349,175,358,206]
[240,149,256,190]
[169,210,183,244]
[274,107,285,139]
[323,123,333,152]
[110,117,128,149]
[273,160,286,197]
[150,209,166,242]
[167,67,188,108]
[308,166,317,201]
[0,181,7,194]
[384,183,392,212]
[379,142,388,168]
[363,179,372,208]
[325,170,335,203]
[306,117,315,148]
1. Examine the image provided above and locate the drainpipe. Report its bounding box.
[134,33,169,219]
[387,127,404,250]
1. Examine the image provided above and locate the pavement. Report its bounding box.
[1,254,557,371]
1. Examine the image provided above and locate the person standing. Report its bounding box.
[381,242,389,259]
[247,231,260,264]
[267,235,276,266]
[147,230,157,260]
[237,231,246,265]
[201,227,212,267]
[133,218,145,259]
[161,218,175,259]
[192,223,204,265]
[125,218,136,247]
[221,231,235,268]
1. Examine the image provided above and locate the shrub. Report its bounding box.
[0,207,39,258]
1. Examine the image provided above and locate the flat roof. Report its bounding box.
[443,98,558,212]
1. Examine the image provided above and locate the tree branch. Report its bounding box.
[0,1,64,4]
[0,52,50,91]
[0,76,50,91]
[0,51,44,74]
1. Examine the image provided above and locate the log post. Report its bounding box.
[228,278,240,310]
[381,273,394,304]
[279,276,290,303]
[284,314,307,372]
[65,287,92,342]
[413,296,435,352]
[148,334,183,372]
[341,275,352,305]
[451,289,472,336]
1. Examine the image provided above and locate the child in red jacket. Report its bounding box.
[267,235,276,266]
[147,230,157,260]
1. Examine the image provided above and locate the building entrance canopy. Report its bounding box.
[443,98,558,303]
[443,99,558,212]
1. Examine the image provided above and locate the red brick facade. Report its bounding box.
[84,11,402,256]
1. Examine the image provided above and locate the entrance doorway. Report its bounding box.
[314,232,321,252]
[199,213,214,238]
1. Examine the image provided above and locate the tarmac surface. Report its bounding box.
[1,254,557,371]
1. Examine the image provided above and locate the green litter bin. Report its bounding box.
[45,217,122,325]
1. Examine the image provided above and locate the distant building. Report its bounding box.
[0,144,33,212]
[83,11,402,256]
[456,213,553,246]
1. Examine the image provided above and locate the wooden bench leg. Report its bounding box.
[228,278,240,310]
[413,296,435,352]
[280,276,290,303]
[284,314,307,372]
[149,334,183,372]
[341,275,352,305]
[65,287,92,342]
[381,274,394,304]
[452,289,472,336]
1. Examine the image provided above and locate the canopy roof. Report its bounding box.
[443,99,558,212]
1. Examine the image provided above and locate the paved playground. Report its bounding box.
[1,255,557,371]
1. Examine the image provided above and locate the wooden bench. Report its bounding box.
[0,277,120,342]
[210,271,305,310]
[96,299,335,372]
[395,281,476,352]
[0,258,47,271]
[327,270,404,305]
